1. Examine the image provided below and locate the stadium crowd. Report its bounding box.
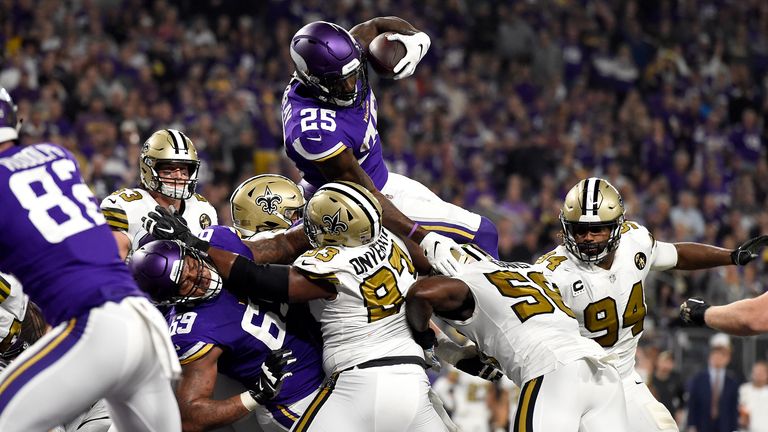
[2,0,768,430]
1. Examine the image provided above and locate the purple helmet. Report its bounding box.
[128,240,222,305]
[0,88,20,143]
[290,21,369,107]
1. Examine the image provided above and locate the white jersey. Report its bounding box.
[0,272,28,353]
[293,229,423,374]
[99,187,218,252]
[537,221,660,379]
[443,260,605,387]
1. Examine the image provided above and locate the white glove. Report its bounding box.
[387,31,431,80]
[420,232,461,276]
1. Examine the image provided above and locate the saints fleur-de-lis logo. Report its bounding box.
[322,209,348,235]
[255,185,283,214]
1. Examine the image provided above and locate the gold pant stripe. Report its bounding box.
[0,319,76,395]
[293,373,338,432]
[420,225,475,240]
[514,376,543,432]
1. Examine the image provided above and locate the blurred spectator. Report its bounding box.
[650,351,686,425]
[739,361,768,432]
[687,333,741,432]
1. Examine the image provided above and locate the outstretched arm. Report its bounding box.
[681,292,768,336]
[673,242,733,270]
[705,295,768,335]
[674,235,768,270]
[242,226,312,264]
[205,247,335,304]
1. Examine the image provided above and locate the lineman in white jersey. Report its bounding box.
[406,244,629,432]
[100,128,218,260]
[539,177,765,432]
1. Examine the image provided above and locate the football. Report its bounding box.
[367,32,407,79]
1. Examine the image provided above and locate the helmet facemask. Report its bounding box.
[560,177,626,264]
[290,21,370,108]
[139,129,200,200]
[149,160,200,200]
[129,240,222,306]
[560,218,624,263]
[173,248,223,305]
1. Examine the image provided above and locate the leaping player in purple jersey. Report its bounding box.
[0,88,182,431]
[281,17,500,276]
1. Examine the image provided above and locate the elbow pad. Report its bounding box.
[228,255,290,303]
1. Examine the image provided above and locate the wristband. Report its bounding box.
[407,223,420,239]
[240,391,259,412]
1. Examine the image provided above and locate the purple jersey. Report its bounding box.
[171,225,324,413]
[282,80,389,191]
[0,143,144,326]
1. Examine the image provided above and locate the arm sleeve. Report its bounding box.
[99,198,129,232]
[651,240,678,271]
[227,255,290,303]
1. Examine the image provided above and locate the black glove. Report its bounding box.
[731,235,768,265]
[248,349,296,404]
[142,206,210,252]
[679,297,711,326]
[455,353,504,382]
[411,327,437,350]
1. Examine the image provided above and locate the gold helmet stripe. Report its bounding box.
[167,128,189,154]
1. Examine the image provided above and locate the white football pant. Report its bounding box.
[0,297,181,432]
[511,358,630,432]
[624,371,678,432]
[290,363,446,432]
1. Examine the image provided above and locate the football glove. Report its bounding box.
[455,353,504,382]
[387,31,431,80]
[420,232,461,276]
[142,206,210,252]
[679,297,711,326]
[731,235,768,265]
[246,349,296,406]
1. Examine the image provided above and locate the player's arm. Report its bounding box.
[350,16,430,80]
[100,197,131,260]
[349,16,420,47]
[241,225,312,264]
[176,347,251,432]
[670,242,732,270]
[111,231,131,261]
[315,149,429,243]
[666,235,768,270]
[681,293,768,336]
[406,276,473,333]
[204,247,335,303]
